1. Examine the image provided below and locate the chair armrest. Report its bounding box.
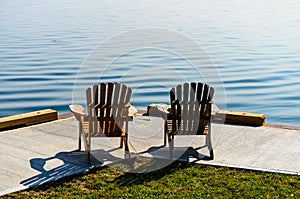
[69,104,86,116]
[69,104,86,121]
[129,105,138,117]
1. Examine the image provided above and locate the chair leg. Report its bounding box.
[82,133,91,164]
[206,126,214,160]
[78,138,81,151]
[209,149,214,160]
[78,124,82,151]
[123,136,131,159]
[168,135,172,147]
[164,123,167,146]
[124,137,129,152]
[120,137,124,148]
[85,150,91,164]
[168,135,174,160]
[164,131,168,147]
[78,132,82,151]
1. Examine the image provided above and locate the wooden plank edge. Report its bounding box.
[0,109,58,131]
[214,110,266,126]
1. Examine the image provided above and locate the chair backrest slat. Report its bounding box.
[187,82,197,133]
[208,87,215,102]
[182,83,189,132]
[104,82,114,134]
[196,82,203,103]
[93,84,99,135]
[93,84,99,108]
[86,87,92,113]
[98,83,106,134]
[170,88,176,132]
[175,85,182,130]
[124,86,132,105]
[200,84,209,117]
[100,83,106,106]
[119,84,127,105]
[114,84,127,132]
[110,83,121,133]
[86,87,93,134]
[190,82,196,102]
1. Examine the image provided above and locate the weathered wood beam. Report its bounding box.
[215,110,266,126]
[0,109,58,131]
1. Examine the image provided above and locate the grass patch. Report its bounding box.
[4,157,300,198]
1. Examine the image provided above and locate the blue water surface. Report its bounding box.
[0,0,299,126]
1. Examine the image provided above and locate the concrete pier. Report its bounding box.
[0,115,300,196]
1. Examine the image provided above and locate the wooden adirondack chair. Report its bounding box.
[165,82,215,160]
[69,82,132,164]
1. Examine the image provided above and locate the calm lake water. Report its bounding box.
[0,0,299,126]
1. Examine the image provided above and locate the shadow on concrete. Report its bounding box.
[141,145,212,162]
[20,149,121,188]
[20,144,211,188]
[112,145,212,174]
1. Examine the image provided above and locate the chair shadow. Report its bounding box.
[91,145,211,177]
[113,150,209,187]
[20,145,210,188]
[140,145,212,162]
[114,158,190,186]
[20,148,121,188]
[178,147,212,162]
